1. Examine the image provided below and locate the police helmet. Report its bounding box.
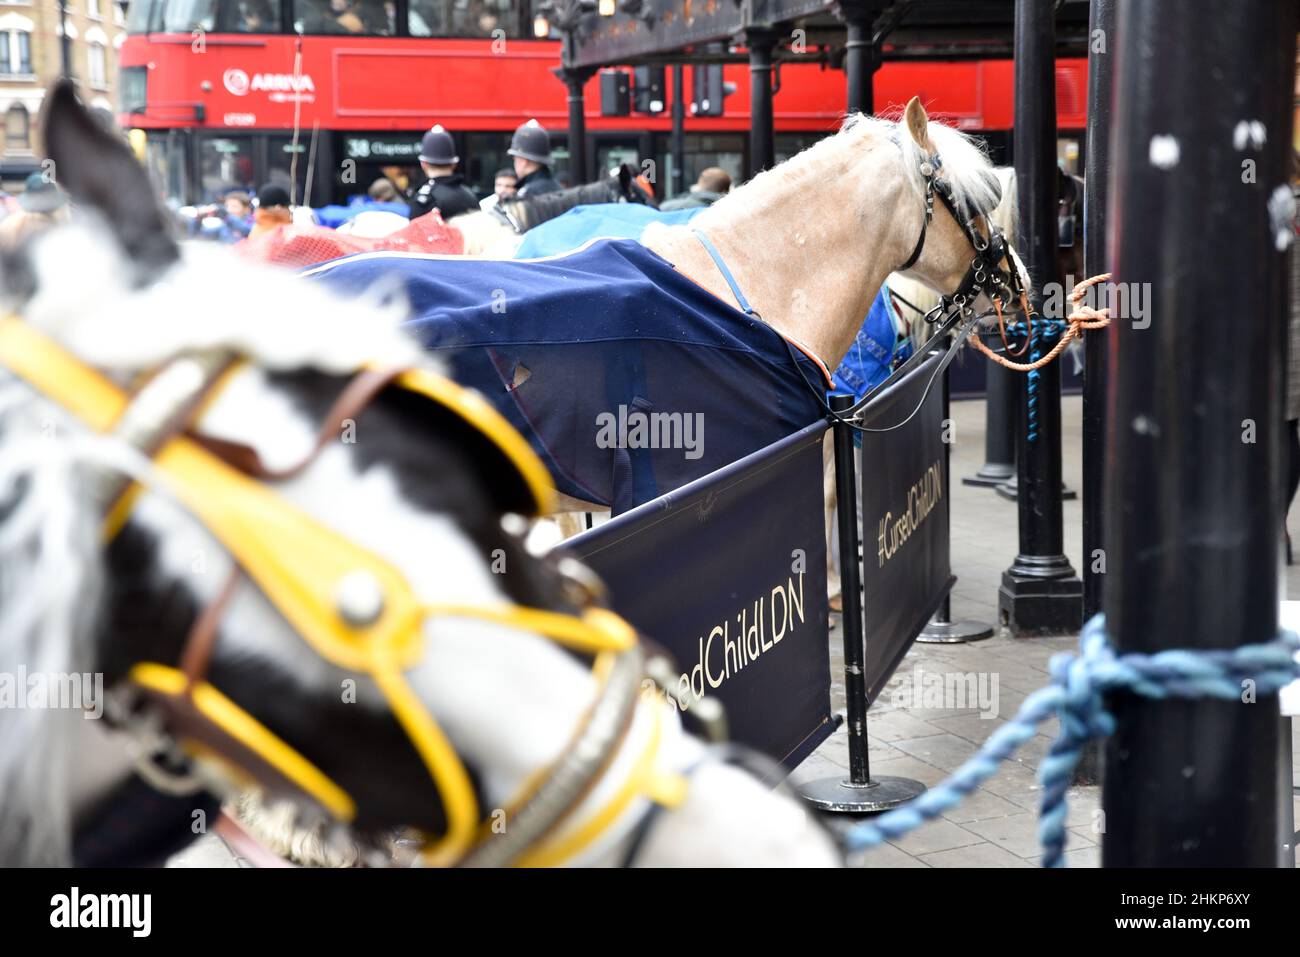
[507,119,552,165]
[419,125,459,165]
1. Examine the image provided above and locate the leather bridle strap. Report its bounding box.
[189,365,406,482]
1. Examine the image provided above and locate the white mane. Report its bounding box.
[696,111,1000,234]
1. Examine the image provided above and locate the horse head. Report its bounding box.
[0,81,840,868]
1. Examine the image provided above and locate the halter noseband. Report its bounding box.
[897,146,1027,323]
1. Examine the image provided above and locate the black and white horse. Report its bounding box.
[0,82,839,868]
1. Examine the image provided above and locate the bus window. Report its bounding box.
[294,0,394,35]
[409,0,523,38]
[127,0,165,33]
[198,135,256,201]
[224,0,281,32]
[163,0,217,31]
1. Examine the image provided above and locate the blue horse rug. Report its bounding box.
[516,204,910,405]
[304,239,830,513]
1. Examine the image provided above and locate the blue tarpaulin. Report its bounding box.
[513,203,705,259]
[304,239,829,513]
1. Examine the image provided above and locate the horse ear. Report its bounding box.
[904,96,932,152]
[38,79,179,273]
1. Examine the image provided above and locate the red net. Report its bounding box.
[236,211,464,269]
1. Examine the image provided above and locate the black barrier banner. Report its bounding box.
[860,350,954,702]
[564,420,833,769]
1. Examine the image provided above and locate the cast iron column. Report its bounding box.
[997,0,1083,635]
[1102,0,1295,866]
[559,62,595,185]
[1081,0,1115,621]
[844,14,878,115]
[746,29,778,178]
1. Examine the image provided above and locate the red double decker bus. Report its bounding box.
[117,0,1088,207]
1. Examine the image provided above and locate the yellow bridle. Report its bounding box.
[0,315,678,866]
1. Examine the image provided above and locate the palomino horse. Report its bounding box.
[0,81,839,867]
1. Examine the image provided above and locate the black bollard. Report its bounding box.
[1102,0,1295,867]
[800,396,926,812]
[997,0,1083,636]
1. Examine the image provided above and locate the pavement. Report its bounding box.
[795,393,1300,867]
[170,393,1300,867]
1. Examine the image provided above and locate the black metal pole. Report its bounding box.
[963,349,1017,487]
[1102,0,1295,867]
[671,64,686,198]
[745,29,777,179]
[834,397,869,785]
[997,0,1082,636]
[1081,0,1115,622]
[800,397,925,812]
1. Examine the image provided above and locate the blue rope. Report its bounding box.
[1002,317,1068,443]
[842,615,1300,866]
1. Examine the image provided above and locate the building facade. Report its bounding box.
[0,0,127,188]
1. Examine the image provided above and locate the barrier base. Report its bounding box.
[916,617,995,644]
[961,462,1015,488]
[798,774,927,813]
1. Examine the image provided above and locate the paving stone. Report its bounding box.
[855,841,931,868]
[962,812,1048,859]
[939,788,1026,825]
[886,819,984,857]
[919,841,1033,868]
[891,733,980,771]
[858,709,946,742]
[928,712,1008,744]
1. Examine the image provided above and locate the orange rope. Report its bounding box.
[969,273,1112,373]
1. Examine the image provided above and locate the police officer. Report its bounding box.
[409,124,479,221]
[508,119,562,198]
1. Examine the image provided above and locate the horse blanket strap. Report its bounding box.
[692,227,759,317]
[0,315,670,867]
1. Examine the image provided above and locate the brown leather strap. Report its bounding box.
[179,566,243,688]
[191,367,407,482]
